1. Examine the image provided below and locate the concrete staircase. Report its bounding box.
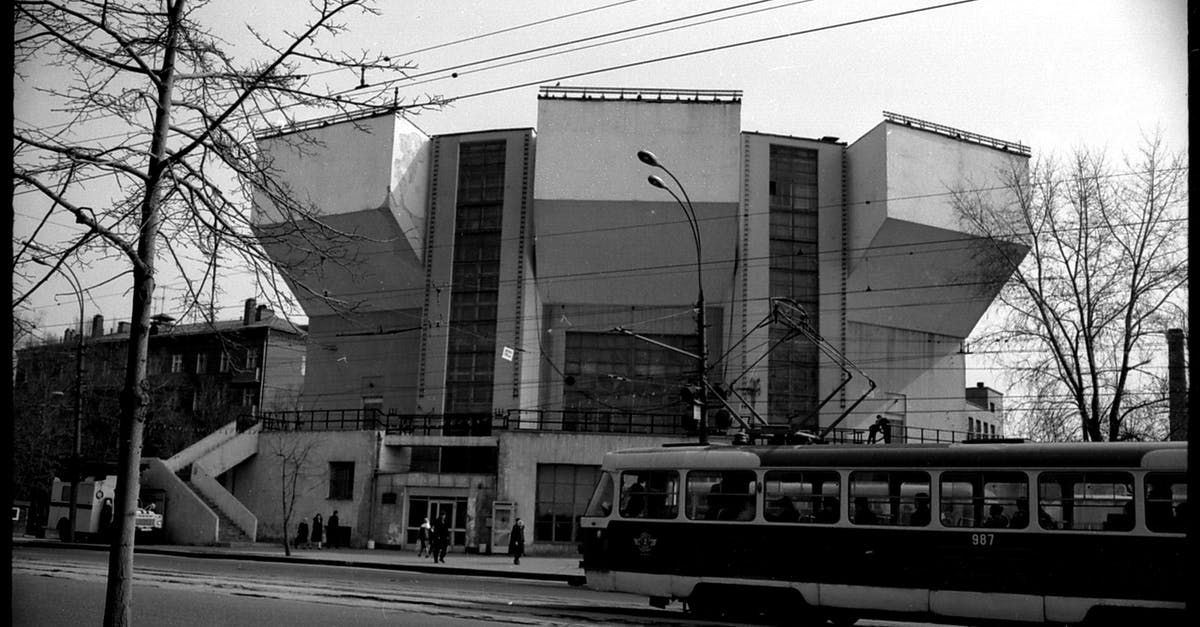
[188,481,251,545]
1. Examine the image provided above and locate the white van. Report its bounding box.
[49,475,163,542]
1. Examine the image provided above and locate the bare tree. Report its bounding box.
[267,435,321,557]
[955,135,1188,441]
[13,2,440,623]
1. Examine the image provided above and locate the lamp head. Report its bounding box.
[646,174,668,189]
[636,150,661,168]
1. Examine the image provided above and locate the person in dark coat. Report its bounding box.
[295,519,309,548]
[311,513,324,549]
[98,498,114,539]
[508,518,526,565]
[327,510,340,548]
[431,512,450,563]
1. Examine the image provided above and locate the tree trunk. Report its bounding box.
[103,2,183,625]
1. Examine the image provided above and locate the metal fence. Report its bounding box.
[258,409,983,443]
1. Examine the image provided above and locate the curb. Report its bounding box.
[13,539,585,585]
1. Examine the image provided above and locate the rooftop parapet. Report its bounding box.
[883,110,1030,156]
[538,85,742,103]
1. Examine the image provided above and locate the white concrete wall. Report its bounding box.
[833,321,969,434]
[231,431,378,546]
[143,458,219,545]
[535,99,741,203]
[254,113,428,223]
[885,124,1024,232]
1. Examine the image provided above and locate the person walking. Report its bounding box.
[431,512,450,563]
[417,517,432,557]
[311,513,324,550]
[295,519,309,549]
[328,510,340,548]
[508,518,526,565]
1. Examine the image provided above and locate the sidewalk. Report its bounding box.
[11,536,586,585]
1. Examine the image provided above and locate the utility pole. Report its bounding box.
[1166,328,1187,441]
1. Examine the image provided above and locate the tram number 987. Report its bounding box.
[971,533,996,546]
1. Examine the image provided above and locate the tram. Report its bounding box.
[577,440,1187,625]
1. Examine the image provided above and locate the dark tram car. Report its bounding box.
[578,441,1187,625]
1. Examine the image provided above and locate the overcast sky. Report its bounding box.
[14,0,1189,389]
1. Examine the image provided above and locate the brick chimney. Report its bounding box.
[117,321,131,334]
[243,298,256,326]
[91,314,104,338]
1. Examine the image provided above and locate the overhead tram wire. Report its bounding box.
[19,0,957,149]
[438,0,981,105]
[399,0,819,91]
[18,0,779,139]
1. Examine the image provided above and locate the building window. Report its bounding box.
[410,446,439,473]
[245,348,259,371]
[445,140,506,414]
[219,351,231,373]
[441,447,498,474]
[563,331,698,417]
[767,144,819,426]
[328,462,355,500]
[171,354,184,373]
[241,388,255,407]
[195,352,208,374]
[535,464,601,543]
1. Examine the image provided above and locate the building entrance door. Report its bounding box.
[412,497,467,548]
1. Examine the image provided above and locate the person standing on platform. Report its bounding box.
[432,512,450,563]
[311,513,324,550]
[509,518,526,565]
[417,517,432,557]
[327,510,340,548]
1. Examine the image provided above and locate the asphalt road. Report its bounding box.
[12,545,947,627]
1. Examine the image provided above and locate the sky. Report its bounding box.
[13,0,1189,389]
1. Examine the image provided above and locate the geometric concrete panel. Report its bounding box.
[846,218,1026,338]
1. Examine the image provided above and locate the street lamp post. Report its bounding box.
[636,150,709,444]
[38,260,85,542]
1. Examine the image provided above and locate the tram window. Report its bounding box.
[686,470,757,521]
[584,472,614,517]
[1038,472,1134,532]
[939,471,1028,529]
[763,471,840,524]
[1144,473,1187,533]
[849,471,930,526]
[619,470,679,519]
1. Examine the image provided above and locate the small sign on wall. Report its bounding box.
[501,347,515,361]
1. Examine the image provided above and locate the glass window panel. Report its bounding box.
[763,470,840,524]
[620,470,679,519]
[1038,472,1134,532]
[1144,473,1187,533]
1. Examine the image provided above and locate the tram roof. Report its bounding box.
[602,441,1187,471]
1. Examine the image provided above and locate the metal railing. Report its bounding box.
[258,409,989,443]
[505,410,691,436]
[883,110,1031,156]
[538,85,742,102]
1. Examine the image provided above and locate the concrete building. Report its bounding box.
[226,86,1026,553]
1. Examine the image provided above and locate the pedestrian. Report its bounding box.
[328,510,340,548]
[508,518,525,565]
[295,519,309,549]
[417,517,432,557]
[311,513,324,550]
[868,415,891,444]
[98,498,114,540]
[431,512,450,563]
